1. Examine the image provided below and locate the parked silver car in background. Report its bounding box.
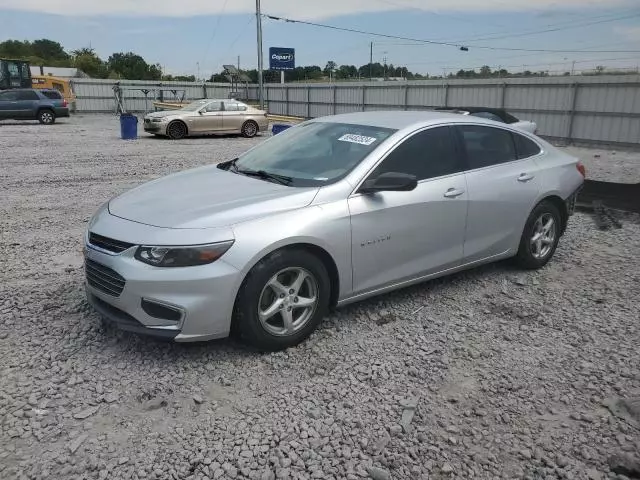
[85,111,585,350]
[143,99,269,139]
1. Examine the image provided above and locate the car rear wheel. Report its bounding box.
[167,121,187,139]
[241,120,258,138]
[233,249,331,351]
[515,201,561,269]
[38,109,56,125]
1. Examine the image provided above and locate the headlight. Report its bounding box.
[134,241,234,267]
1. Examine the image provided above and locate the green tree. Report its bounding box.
[31,39,68,61]
[71,48,108,78]
[107,52,161,80]
[324,60,337,77]
[0,40,32,58]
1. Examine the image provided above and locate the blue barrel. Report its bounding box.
[120,113,138,140]
[272,123,292,135]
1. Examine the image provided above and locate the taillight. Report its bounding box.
[62,99,68,107]
[576,161,586,178]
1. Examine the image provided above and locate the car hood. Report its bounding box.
[108,165,319,229]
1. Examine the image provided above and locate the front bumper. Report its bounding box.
[143,120,164,133]
[83,216,242,342]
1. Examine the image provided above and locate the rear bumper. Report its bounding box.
[258,119,270,132]
[566,185,582,215]
[54,107,70,117]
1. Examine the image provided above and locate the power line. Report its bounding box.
[201,0,230,66]
[210,15,254,75]
[262,14,640,54]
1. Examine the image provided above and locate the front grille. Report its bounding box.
[85,259,126,297]
[88,232,135,254]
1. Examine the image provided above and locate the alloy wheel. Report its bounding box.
[243,122,257,137]
[257,267,319,336]
[41,112,54,124]
[530,213,556,259]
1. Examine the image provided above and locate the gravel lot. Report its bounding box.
[1,115,640,480]
[560,146,640,184]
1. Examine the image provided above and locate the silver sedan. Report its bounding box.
[85,111,584,350]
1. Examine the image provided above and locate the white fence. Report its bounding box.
[72,75,640,147]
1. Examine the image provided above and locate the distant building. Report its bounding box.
[29,66,90,78]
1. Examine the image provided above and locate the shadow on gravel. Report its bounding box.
[141,133,268,141]
[0,121,64,127]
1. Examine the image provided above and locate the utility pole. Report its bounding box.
[256,0,264,109]
[571,60,576,76]
[369,42,373,81]
[237,55,240,71]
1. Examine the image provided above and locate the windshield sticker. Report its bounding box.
[338,134,378,146]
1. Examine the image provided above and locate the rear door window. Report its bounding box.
[457,125,517,169]
[16,90,39,101]
[42,90,63,99]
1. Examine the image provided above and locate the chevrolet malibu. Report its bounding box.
[85,111,584,350]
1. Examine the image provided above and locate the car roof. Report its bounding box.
[309,110,499,130]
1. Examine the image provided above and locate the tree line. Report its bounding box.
[2,39,627,82]
[0,39,163,80]
[211,60,425,83]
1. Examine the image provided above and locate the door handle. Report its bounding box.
[518,173,535,182]
[443,188,465,198]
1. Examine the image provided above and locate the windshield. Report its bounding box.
[230,122,397,187]
[181,100,210,112]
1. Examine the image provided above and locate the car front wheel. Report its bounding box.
[515,200,561,269]
[233,249,331,351]
[167,121,187,139]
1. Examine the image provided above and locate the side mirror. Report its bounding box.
[359,172,418,194]
[198,110,205,115]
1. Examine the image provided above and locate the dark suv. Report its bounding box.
[0,88,70,124]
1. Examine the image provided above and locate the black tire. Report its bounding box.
[514,200,562,270]
[241,120,259,138]
[38,109,56,125]
[233,249,331,351]
[167,121,187,139]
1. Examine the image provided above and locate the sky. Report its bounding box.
[1,0,639,78]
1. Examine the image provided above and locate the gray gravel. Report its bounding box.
[2,115,640,480]
[559,145,640,184]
